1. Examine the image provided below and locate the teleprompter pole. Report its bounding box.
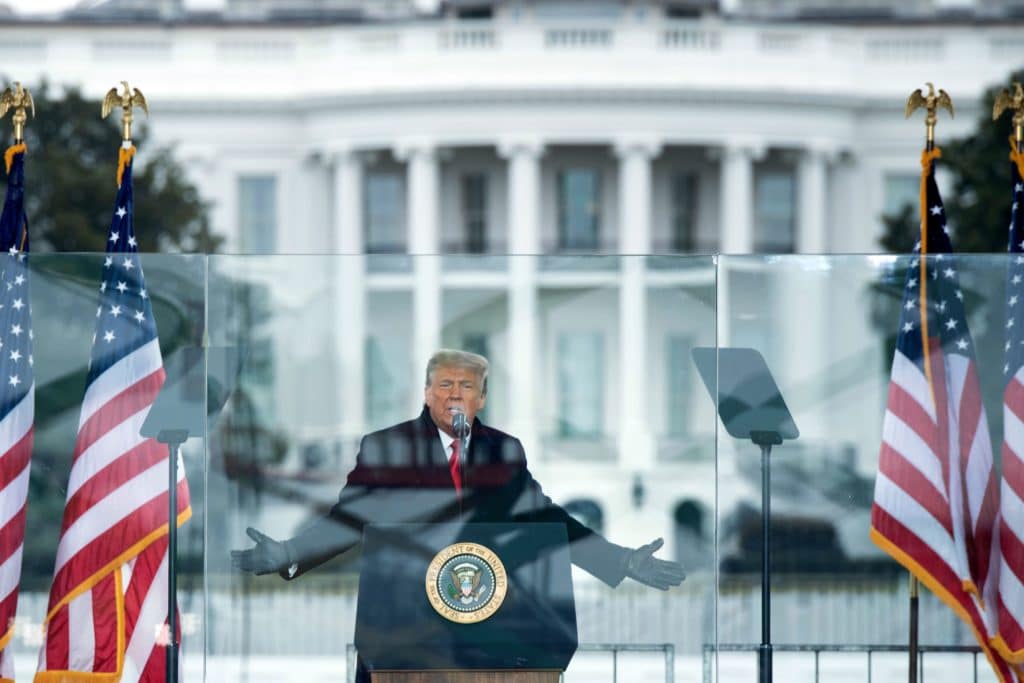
[160,431,188,683]
[752,431,782,683]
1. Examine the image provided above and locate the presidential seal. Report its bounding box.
[425,542,508,624]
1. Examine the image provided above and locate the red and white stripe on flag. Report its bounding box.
[0,384,34,683]
[36,537,182,682]
[992,150,1024,664]
[993,372,1024,662]
[35,340,191,682]
[872,342,1017,681]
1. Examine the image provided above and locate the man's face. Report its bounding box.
[424,366,486,437]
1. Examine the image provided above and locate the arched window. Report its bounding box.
[563,499,604,535]
[674,499,711,572]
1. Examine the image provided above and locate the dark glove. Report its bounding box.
[230,527,291,576]
[625,537,686,590]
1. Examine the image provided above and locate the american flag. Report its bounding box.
[36,146,191,682]
[870,149,1016,681]
[994,150,1024,665]
[0,144,34,683]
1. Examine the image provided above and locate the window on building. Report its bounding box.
[535,0,621,18]
[557,332,603,438]
[666,335,694,436]
[461,173,488,253]
[665,4,703,18]
[237,175,277,253]
[455,4,493,19]
[365,336,406,429]
[364,172,405,253]
[461,332,489,421]
[238,281,275,421]
[884,172,919,216]
[557,169,601,250]
[461,333,489,362]
[670,172,700,252]
[754,170,796,253]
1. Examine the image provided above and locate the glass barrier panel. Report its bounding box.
[10,253,206,681]
[717,254,1009,683]
[206,253,717,682]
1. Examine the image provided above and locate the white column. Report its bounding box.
[615,137,660,471]
[397,140,441,410]
[718,142,762,254]
[332,148,365,437]
[797,144,831,254]
[616,137,660,254]
[785,144,834,441]
[499,138,544,458]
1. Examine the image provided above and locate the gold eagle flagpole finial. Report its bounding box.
[993,82,1024,152]
[0,82,35,144]
[101,80,148,143]
[906,82,954,151]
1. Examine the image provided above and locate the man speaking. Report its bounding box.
[232,349,685,677]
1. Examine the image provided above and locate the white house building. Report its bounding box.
[4,0,1022,601]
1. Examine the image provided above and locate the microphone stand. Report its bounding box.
[451,410,469,513]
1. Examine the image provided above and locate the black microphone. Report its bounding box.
[451,408,470,438]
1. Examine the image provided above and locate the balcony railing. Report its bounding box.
[702,644,984,683]
[439,26,497,50]
[4,19,1018,101]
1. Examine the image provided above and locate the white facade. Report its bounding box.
[3,0,1020,565]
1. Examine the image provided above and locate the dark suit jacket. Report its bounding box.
[282,406,630,586]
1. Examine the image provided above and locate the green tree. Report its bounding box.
[14,81,221,252]
[879,68,1024,253]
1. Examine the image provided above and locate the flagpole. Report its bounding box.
[103,81,176,680]
[904,81,954,683]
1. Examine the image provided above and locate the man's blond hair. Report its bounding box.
[425,349,489,396]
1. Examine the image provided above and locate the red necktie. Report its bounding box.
[449,439,462,499]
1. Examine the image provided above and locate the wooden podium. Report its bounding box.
[371,672,560,682]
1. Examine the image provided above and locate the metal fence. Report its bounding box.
[703,644,985,683]
[345,643,676,683]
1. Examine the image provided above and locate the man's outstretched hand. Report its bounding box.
[625,538,686,590]
[230,527,291,575]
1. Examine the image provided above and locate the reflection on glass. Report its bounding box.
[364,335,406,429]
[666,334,695,437]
